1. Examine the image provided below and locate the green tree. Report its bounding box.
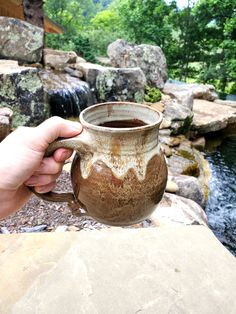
[116,0,175,48]
[194,0,236,92]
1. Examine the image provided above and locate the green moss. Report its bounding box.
[144,86,161,103]
[177,149,195,161]
[182,163,200,177]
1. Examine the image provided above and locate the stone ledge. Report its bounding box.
[0,226,235,313]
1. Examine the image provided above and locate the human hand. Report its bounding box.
[0,117,82,218]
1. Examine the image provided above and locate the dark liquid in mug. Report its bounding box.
[99,119,147,128]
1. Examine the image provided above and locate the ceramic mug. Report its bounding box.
[32,102,167,226]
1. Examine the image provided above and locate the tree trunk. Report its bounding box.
[23,0,44,28]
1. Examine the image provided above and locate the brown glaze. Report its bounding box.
[71,153,167,226]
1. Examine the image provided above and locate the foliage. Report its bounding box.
[144,86,162,103]
[115,0,175,48]
[43,0,236,94]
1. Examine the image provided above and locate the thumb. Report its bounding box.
[34,117,82,152]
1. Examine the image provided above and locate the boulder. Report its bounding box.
[214,98,236,108]
[151,193,207,226]
[39,70,94,118]
[76,62,105,89]
[0,108,13,142]
[43,48,79,70]
[0,61,48,127]
[172,175,205,208]
[107,39,167,88]
[162,97,193,134]
[191,99,236,135]
[191,137,206,151]
[163,82,218,101]
[0,17,44,63]
[77,62,146,102]
[96,67,146,102]
[1,228,236,314]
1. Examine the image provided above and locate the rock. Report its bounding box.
[160,117,172,129]
[76,62,105,88]
[0,108,13,142]
[159,129,172,136]
[0,61,48,127]
[21,225,47,233]
[214,99,236,108]
[151,193,207,226]
[1,228,236,313]
[172,175,205,207]
[43,49,78,70]
[0,116,10,142]
[0,227,10,234]
[96,67,146,102]
[96,56,112,66]
[39,70,94,118]
[107,39,167,88]
[191,99,236,135]
[165,179,179,193]
[163,82,218,101]
[64,67,83,78]
[149,102,164,113]
[76,56,86,64]
[67,225,79,232]
[0,17,44,63]
[162,96,194,135]
[78,62,146,102]
[161,144,172,157]
[159,135,183,147]
[167,154,199,177]
[55,225,68,233]
[191,137,206,151]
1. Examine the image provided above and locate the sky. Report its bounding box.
[166,0,198,9]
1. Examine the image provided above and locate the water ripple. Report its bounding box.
[205,136,236,256]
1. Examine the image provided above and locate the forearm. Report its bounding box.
[0,186,32,219]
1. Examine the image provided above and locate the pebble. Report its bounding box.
[165,180,179,193]
[21,225,47,233]
[55,225,68,232]
[0,227,10,234]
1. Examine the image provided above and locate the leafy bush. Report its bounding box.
[144,86,162,103]
[45,33,96,62]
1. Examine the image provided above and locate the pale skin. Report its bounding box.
[0,117,82,219]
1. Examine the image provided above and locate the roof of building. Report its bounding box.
[0,0,64,34]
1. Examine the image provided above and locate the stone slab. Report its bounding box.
[0,227,235,314]
[192,99,236,134]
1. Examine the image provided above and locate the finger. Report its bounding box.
[34,117,82,152]
[53,148,73,163]
[34,157,63,175]
[34,182,56,194]
[25,173,60,187]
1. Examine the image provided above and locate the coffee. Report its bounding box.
[98,119,147,128]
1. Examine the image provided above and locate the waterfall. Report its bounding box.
[40,70,95,118]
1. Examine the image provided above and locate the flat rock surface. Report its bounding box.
[0,227,235,314]
[192,99,236,134]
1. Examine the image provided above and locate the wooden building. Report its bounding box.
[0,0,63,34]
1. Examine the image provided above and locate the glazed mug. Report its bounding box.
[32,102,168,226]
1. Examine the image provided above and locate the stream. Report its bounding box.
[205,135,236,256]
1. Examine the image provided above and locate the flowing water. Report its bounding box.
[40,70,94,118]
[205,135,236,256]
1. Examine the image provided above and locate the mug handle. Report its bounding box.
[28,130,94,217]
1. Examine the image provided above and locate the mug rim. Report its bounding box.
[80,102,163,133]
